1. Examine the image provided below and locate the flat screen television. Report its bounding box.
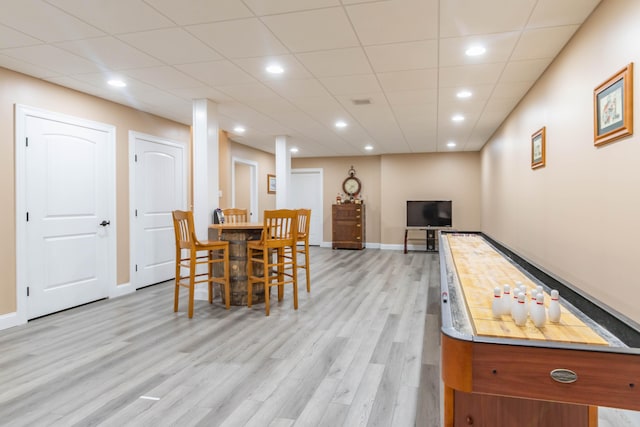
[406,200,452,227]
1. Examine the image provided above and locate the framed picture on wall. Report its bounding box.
[531,126,546,169]
[267,174,276,194]
[594,63,634,146]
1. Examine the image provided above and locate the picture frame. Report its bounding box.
[267,174,276,194]
[531,126,546,169]
[594,63,633,146]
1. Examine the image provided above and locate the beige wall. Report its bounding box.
[481,0,640,324]
[293,153,481,245]
[0,67,190,315]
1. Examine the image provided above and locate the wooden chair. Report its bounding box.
[172,210,230,318]
[247,209,298,316]
[222,208,248,223]
[285,209,311,292]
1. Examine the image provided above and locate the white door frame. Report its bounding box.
[231,157,258,222]
[13,104,117,328]
[128,131,187,292]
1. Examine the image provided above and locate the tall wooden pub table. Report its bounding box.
[209,222,265,306]
[439,233,640,427]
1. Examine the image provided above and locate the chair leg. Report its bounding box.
[188,253,196,318]
[247,247,253,308]
[223,246,230,310]
[277,249,284,302]
[174,250,180,312]
[264,248,271,316]
[208,250,213,304]
[304,241,310,292]
[292,249,298,310]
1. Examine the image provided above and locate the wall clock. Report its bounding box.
[342,165,362,198]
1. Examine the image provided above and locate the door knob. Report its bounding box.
[99,220,111,227]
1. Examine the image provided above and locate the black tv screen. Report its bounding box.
[406,200,452,227]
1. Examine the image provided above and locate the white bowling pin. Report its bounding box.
[491,287,502,318]
[532,293,547,328]
[502,284,511,315]
[513,293,528,326]
[548,289,561,323]
[511,289,519,319]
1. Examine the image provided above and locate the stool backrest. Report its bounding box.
[222,208,248,223]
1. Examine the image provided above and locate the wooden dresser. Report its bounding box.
[332,204,365,249]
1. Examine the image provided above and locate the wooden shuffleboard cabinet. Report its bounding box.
[332,204,365,249]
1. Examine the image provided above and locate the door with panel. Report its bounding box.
[25,114,112,319]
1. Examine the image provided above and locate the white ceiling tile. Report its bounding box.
[2,45,101,74]
[527,0,601,28]
[266,79,330,98]
[386,89,437,106]
[377,69,438,93]
[118,28,222,65]
[511,26,579,61]
[165,86,234,103]
[439,0,536,37]
[217,82,280,101]
[320,74,381,95]
[175,60,256,86]
[144,0,253,25]
[289,95,343,112]
[365,40,438,73]
[296,48,372,77]
[187,19,289,59]
[439,63,504,88]
[243,0,340,15]
[491,82,533,101]
[233,55,312,81]
[47,0,174,34]
[0,0,104,42]
[0,24,41,49]
[121,67,203,89]
[500,59,550,84]
[55,37,162,70]
[346,0,439,45]
[262,8,359,52]
[438,85,493,104]
[0,54,62,78]
[439,32,520,67]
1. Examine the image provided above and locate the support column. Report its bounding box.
[275,135,291,209]
[192,99,220,240]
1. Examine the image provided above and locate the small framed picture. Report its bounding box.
[267,174,276,194]
[594,63,633,146]
[531,126,546,169]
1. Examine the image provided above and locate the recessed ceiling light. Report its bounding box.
[107,79,126,88]
[233,126,246,133]
[447,142,457,148]
[335,120,347,128]
[465,45,486,56]
[456,90,472,99]
[451,114,465,122]
[290,147,299,153]
[265,64,284,74]
[364,145,373,151]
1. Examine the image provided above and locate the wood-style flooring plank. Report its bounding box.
[0,247,440,427]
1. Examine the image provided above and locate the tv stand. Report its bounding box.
[404,227,439,253]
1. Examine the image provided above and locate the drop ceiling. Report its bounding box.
[0,0,601,157]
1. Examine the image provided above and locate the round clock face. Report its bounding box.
[343,176,361,196]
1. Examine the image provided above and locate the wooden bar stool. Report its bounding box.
[285,209,311,292]
[247,209,298,316]
[172,210,230,318]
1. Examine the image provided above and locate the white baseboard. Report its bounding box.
[0,311,24,331]
[110,282,135,298]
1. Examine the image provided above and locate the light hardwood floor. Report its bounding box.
[0,247,442,427]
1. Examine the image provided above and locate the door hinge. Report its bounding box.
[25,137,29,147]
[134,154,138,162]
[135,264,138,272]
[27,286,29,296]
[135,209,138,217]
[26,212,29,222]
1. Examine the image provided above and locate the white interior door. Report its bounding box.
[132,133,185,289]
[24,114,112,319]
[291,169,323,245]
